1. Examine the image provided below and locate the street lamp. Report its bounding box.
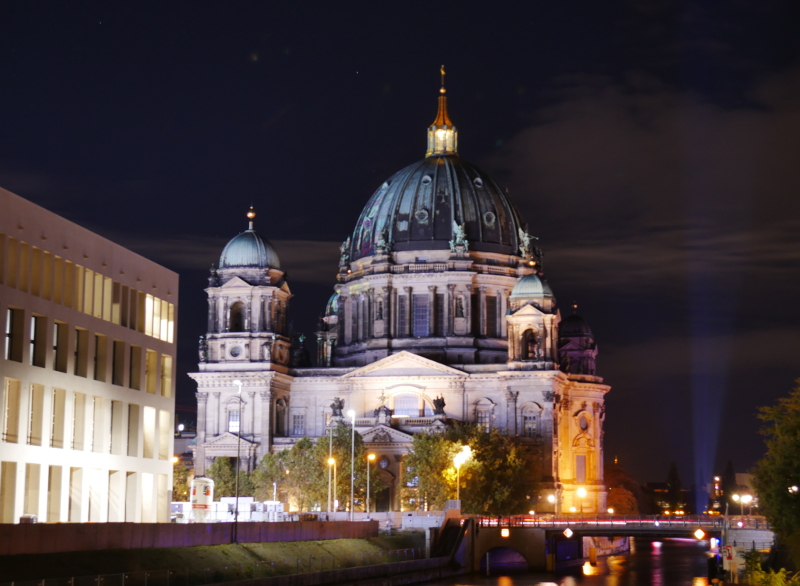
[577,487,587,515]
[328,458,337,513]
[348,409,355,521]
[453,445,472,502]
[232,379,243,544]
[366,453,376,514]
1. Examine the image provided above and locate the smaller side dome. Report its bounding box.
[218,209,281,270]
[510,273,554,300]
[559,313,594,338]
[325,292,340,317]
[219,231,281,269]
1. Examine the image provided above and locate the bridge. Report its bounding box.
[443,515,773,573]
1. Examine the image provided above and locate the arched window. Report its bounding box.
[522,329,538,360]
[230,301,246,332]
[520,403,542,438]
[474,398,494,432]
[393,393,433,418]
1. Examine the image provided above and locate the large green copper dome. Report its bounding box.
[219,229,280,270]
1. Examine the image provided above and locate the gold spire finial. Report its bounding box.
[427,66,457,156]
[247,206,256,230]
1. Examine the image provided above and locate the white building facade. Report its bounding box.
[0,187,177,523]
[191,81,610,514]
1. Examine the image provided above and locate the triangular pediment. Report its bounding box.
[361,425,414,445]
[220,276,252,289]
[203,432,258,448]
[509,303,546,317]
[343,351,466,378]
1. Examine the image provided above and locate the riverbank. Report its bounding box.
[0,533,425,584]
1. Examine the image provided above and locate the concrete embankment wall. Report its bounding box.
[213,557,460,586]
[0,521,378,556]
[583,535,630,556]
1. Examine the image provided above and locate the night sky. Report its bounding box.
[2,2,799,491]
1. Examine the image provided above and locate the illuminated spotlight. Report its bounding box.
[654,521,660,527]
[582,561,598,576]
[694,529,706,540]
[710,537,719,549]
[569,506,577,513]
[501,528,510,538]
[528,510,535,515]
[652,541,662,548]
[547,495,556,503]
[737,521,744,528]
[563,528,573,538]
[607,508,614,514]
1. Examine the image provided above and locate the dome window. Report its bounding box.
[483,211,496,227]
[421,175,432,185]
[415,209,430,224]
[473,177,484,187]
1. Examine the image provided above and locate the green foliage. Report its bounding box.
[402,423,538,514]
[251,452,287,502]
[607,487,639,514]
[604,460,642,513]
[172,462,191,501]
[206,457,237,497]
[252,424,385,512]
[743,548,800,586]
[752,381,800,540]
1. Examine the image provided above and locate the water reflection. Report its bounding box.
[431,537,711,586]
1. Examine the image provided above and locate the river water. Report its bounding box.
[429,537,714,586]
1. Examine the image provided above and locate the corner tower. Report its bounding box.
[190,209,293,476]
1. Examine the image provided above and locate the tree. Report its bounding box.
[607,487,638,515]
[402,423,538,514]
[752,381,800,540]
[206,457,237,497]
[172,462,191,501]
[251,452,288,502]
[310,423,384,512]
[604,458,642,514]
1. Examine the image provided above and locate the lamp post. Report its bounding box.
[328,457,336,513]
[731,494,744,517]
[577,487,587,516]
[232,379,243,544]
[453,445,472,503]
[366,453,375,514]
[327,425,334,514]
[348,409,355,521]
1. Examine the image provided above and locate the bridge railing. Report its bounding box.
[474,514,769,530]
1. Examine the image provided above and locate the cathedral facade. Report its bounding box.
[190,78,609,514]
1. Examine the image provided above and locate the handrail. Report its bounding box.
[474,514,770,531]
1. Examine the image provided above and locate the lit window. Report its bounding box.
[292,414,305,436]
[228,409,240,433]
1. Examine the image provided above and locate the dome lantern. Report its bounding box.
[426,65,458,157]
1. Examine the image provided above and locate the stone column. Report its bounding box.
[207,298,216,333]
[196,393,208,475]
[478,287,487,336]
[260,390,272,456]
[505,390,518,435]
[446,284,456,336]
[388,286,396,338]
[246,390,255,439]
[428,285,436,336]
[404,287,413,337]
[212,392,221,436]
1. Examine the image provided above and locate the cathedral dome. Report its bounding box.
[348,156,526,261]
[219,209,281,270]
[559,313,594,338]
[510,273,554,301]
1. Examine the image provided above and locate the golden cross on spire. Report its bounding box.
[440,64,446,94]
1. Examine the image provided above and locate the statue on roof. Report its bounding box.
[449,221,468,253]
